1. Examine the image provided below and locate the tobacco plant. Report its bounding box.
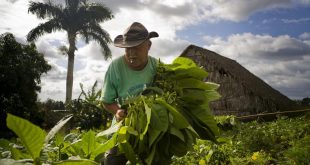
[1,114,100,165]
[97,57,221,164]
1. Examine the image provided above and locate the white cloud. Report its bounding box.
[282,17,310,23]
[299,32,310,40]
[0,0,43,39]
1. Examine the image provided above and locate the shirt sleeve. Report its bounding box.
[101,63,118,104]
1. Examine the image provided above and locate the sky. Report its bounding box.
[0,0,309,101]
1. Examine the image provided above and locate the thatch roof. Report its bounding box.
[180,45,296,115]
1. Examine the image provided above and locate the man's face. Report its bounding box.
[125,40,151,70]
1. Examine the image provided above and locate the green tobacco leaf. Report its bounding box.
[6,113,46,160]
[183,129,196,149]
[45,115,73,144]
[0,138,11,150]
[205,90,221,102]
[143,86,164,95]
[150,103,169,132]
[119,142,138,164]
[169,135,188,157]
[127,126,138,136]
[181,89,221,103]
[11,147,31,160]
[173,67,208,80]
[177,78,219,90]
[181,110,216,141]
[181,89,208,104]
[155,99,189,129]
[205,82,220,90]
[81,130,96,158]
[53,159,99,165]
[96,121,122,137]
[145,145,156,165]
[193,117,216,141]
[142,100,152,137]
[92,133,118,159]
[66,140,83,157]
[119,126,138,136]
[190,105,219,136]
[118,126,129,143]
[148,126,161,148]
[169,126,185,142]
[54,133,65,147]
[172,57,197,69]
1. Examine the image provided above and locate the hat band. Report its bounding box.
[123,34,148,42]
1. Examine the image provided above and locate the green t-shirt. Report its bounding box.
[101,55,157,105]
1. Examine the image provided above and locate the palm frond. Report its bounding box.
[80,22,111,43]
[27,19,62,42]
[75,4,113,28]
[86,4,113,22]
[82,31,111,60]
[66,0,80,14]
[28,1,63,19]
[80,29,89,43]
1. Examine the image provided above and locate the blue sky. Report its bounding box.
[0,0,309,101]
[178,5,310,43]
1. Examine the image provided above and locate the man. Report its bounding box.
[101,22,159,165]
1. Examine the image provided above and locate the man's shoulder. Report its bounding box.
[149,56,157,61]
[111,56,123,64]
[148,56,159,66]
[108,56,124,69]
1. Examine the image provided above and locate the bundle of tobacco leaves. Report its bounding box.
[97,57,221,165]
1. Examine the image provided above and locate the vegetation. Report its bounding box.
[66,81,112,130]
[293,97,310,107]
[36,81,112,131]
[1,112,308,165]
[27,0,114,102]
[172,114,310,165]
[0,33,51,138]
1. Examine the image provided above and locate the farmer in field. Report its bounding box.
[101,22,159,165]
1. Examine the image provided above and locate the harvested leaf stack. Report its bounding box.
[98,57,221,165]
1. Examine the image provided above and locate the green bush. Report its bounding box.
[66,81,112,130]
[283,135,310,164]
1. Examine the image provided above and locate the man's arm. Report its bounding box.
[104,102,127,121]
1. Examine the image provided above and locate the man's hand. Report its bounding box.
[116,109,127,122]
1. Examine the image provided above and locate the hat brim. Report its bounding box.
[113,31,159,48]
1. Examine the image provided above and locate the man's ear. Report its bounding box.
[148,41,152,50]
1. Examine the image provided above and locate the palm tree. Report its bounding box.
[27,0,113,102]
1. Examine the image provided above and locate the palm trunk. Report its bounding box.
[65,33,76,103]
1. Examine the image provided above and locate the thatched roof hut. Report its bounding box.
[180,45,296,116]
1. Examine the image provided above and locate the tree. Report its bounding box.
[301,97,310,107]
[27,0,113,102]
[0,33,51,138]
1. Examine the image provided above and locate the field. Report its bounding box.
[1,112,309,165]
[172,114,310,165]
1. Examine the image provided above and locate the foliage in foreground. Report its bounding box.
[0,113,106,165]
[172,114,310,165]
[1,113,309,165]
